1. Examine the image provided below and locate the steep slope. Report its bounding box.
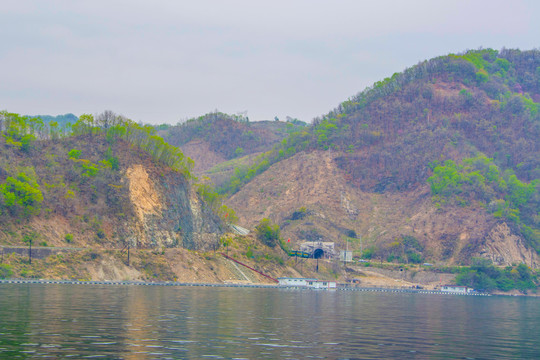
[227,151,539,267]
[161,113,306,176]
[0,112,318,284]
[1,233,299,283]
[0,116,223,251]
[225,49,540,267]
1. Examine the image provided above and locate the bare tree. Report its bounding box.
[97,110,116,129]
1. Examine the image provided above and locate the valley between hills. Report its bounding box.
[1,48,539,294]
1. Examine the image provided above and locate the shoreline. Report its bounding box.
[0,278,492,296]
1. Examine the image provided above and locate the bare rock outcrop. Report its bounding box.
[478,222,539,268]
[126,164,223,251]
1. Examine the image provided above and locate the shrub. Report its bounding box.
[361,247,376,259]
[455,260,538,292]
[0,264,13,279]
[234,147,244,157]
[290,207,307,220]
[402,235,422,251]
[68,149,82,159]
[255,218,280,248]
[406,251,424,264]
[96,229,106,239]
[65,233,74,243]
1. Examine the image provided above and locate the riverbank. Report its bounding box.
[0,278,492,296]
[1,246,537,296]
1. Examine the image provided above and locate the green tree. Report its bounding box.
[255,218,280,248]
[105,147,119,170]
[234,147,244,157]
[0,169,43,217]
[20,134,36,153]
[68,149,82,159]
[65,233,74,243]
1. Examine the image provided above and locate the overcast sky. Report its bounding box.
[1,1,539,124]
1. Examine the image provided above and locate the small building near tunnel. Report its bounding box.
[277,278,316,286]
[299,241,335,259]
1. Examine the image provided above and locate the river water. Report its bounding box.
[0,284,538,359]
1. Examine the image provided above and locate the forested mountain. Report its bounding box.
[0,111,305,282]
[224,49,540,267]
[1,49,538,287]
[0,108,457,286]
[160,112,306,174]
[0,111,224,251]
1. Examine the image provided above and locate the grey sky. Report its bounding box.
[1,0,539,124]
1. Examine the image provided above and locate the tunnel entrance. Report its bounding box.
[313,248,325,259]
[299,241,335,260]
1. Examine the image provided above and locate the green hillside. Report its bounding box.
[221,49,540,252]
[162,112,306,160]
[0,111,227,248]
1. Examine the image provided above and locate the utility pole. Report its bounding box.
[122,237,133,266]
[23,232,36,265]
[28,238,32,265]
[346,237,350,265]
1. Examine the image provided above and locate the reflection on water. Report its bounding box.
[0,284,539,359]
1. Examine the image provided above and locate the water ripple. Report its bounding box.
[0,284,538,359]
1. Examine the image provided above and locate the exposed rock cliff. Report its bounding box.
[124,164,223,251]
[480,223,539,268]
[0,134,224,252]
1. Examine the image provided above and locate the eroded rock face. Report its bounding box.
[126,165,163,224]
[478,222,539,268]
[126,164,223,251]
[225,150,539,268]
